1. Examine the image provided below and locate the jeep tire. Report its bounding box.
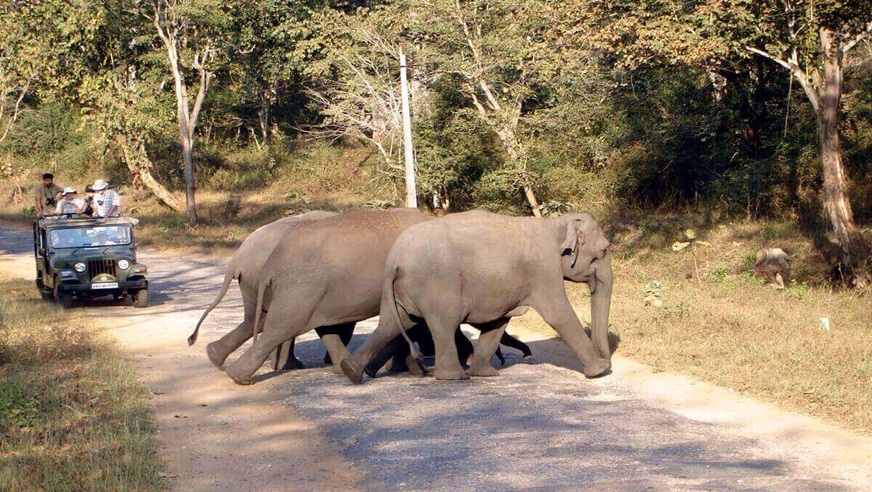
[54,281,73,309]
[133,289,149,308]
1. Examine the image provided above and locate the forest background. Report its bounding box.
[2,0,871,281]
[1,0,872,441]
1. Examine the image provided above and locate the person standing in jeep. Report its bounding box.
[33,173,63,216]
[92,179,121,218]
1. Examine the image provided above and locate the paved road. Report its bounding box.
[2,223,869,491]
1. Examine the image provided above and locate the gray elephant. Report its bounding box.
[187,211,354,371]
[223,208,432,384]
[341,210,613,382]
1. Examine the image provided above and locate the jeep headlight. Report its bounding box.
[74,262,87,273]
[118,259,130,270]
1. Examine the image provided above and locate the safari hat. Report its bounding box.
[61,187,77,196]
[92,179,109,191]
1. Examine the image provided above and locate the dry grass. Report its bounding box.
[0,274,164,492]
[516,216,872,433]
[3,145,870,434]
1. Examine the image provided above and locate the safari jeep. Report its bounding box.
[33,214,149,308]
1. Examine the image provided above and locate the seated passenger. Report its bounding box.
[91,232,116,246]
[56,188,86,215]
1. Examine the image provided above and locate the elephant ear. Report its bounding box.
[561,222,585,256]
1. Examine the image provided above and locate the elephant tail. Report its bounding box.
[188,263,238,346]
[252,276,270,344]
[388,266,423,366]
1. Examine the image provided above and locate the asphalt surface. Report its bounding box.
[1,223,866,491]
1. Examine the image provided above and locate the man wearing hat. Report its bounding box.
[92,179,121,218]
[55,188,86,214]
[33,172,63,216]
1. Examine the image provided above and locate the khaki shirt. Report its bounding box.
[33,183,63,206]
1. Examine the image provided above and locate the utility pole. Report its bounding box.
[399,40,418,208]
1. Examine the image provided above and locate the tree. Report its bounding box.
[743,2,872,281]
[139,0,228,224]
[584,0,872,283]
[305,6,414,178]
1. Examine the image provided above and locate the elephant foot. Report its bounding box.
[206,342,228,368]
[522,355,534,360]
[406,360,425,376]
[281,357,306,371]
[225,364,254,385]
[434,367,470,381]
[583,357,611,379]
[467,365,499,377]
[331,364,346,376]
[340,358,365,384]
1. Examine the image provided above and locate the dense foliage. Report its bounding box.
[1,1,870,271]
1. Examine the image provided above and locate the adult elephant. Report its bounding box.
[223,208,431,385]
[341,210,613,383]
[187,211,353,371]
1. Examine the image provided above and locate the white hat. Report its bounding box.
[61,187,77,196]
[92,179,108,191]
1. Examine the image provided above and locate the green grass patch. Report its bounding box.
[0,275,165,492]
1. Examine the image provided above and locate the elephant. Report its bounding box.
[364,328,533,378]
[187,211,355,371]
[340,210,613,383]
[222,208,432,385]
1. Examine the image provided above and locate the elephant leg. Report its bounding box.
[431,323,469,381]
[417,332,436,357]
[500,332,533,359]
[495,347,506,366]
[404,353,424,375]
[317,323,355,373]
[206,298,260,368]
[533,292,610,378]
[467,318,509,377]
[341,318,405,383]
[279,338,307,371]
[225,297,317,385]
[365,335,409,378]
[365,324,428,377]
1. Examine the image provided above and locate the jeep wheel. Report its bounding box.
[133,289,149,308]
[54,282,73,309]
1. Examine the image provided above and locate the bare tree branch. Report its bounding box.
[746,46,820,111]
[842,19,872,54]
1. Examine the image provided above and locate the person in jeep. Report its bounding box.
[56,188,86,215]
[34,173,63,216]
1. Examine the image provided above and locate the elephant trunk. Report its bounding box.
[188,263,237,345]
[589,252,613,360]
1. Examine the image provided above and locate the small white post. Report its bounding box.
[399,41,417,208]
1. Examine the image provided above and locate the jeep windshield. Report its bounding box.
[50,225,132,249]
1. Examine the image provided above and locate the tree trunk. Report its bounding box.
[817,28,867,281]
[499,126,542,218]
[180,125,198,224]
[259,90,271,145]
[117,134,185,213]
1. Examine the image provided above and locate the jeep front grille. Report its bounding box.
[88,260,116,279]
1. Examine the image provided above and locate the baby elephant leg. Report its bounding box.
[467,318,510,377]
[500,332,533,359]
[319,323,356,365]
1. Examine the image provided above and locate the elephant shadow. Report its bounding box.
[249,327,621,382]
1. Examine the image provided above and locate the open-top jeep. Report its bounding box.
[33,214,149,308]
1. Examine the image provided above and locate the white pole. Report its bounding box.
[399,42,418,208]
